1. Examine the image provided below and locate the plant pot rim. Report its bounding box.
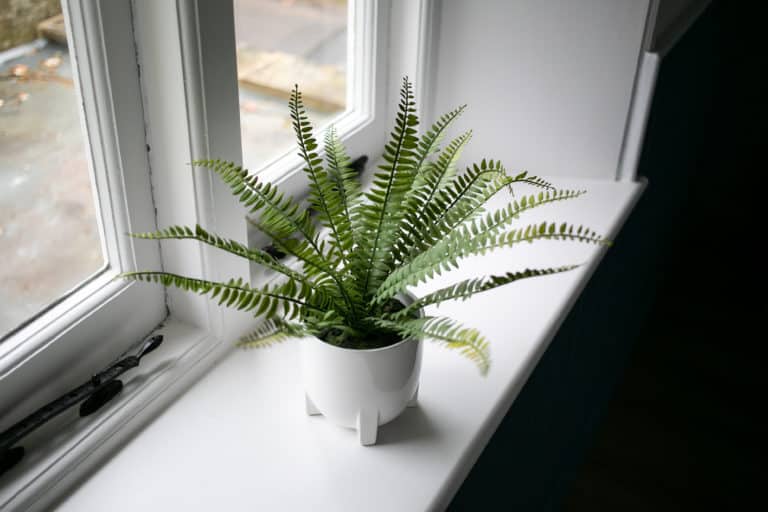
[308,332,421,353]
[308,290,422,353]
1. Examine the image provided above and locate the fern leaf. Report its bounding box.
[389,265,580,319]
[192,159,324,257]
[120,271,325,320]
[375,317,491,375]
[194,159,358,315]
[250,219,361,318]
[237,319,309,349]
[394,131,474,261]
[323,125,362,262]
[376,221,605,302]
[289,87,351,266]
[509,171,555,190]
[129,224,334,303]
[412,105,466,175]
[352,77,419,298]
[404,184,588,265]
[397,157,504,262]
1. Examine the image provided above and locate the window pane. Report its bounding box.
[234,0,348,170]
[0,6,105,339]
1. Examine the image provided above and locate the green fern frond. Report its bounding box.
[324,125,362,260]
[397,158,506,262]
[389,265,581,320]
[195,158,357,315]
[129,224,331,300]
[237,319,309,349]
[120,271,324,320]
[122,80,612,377]
[509,171,555,190]
[412,105,466,175]
[394,131,474,261]
[290,86,351,267]
[192,159,318,245]
[403,185,588,266]
[375,317,491,375]
[252,225,361,318]
[376,221,604,302]
[352,77,420,298]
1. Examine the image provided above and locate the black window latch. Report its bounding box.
[0,335,163,477]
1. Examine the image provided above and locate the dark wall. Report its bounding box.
[449,2,756,509]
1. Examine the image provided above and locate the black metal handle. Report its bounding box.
[0,335,163,476]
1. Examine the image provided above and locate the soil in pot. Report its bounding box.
[317,297,418,350]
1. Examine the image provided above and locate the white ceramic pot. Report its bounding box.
[301,297,422,446]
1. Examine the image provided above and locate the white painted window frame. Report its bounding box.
[0,0,165,433]
[1,0,398,508]
[135,0,392,337]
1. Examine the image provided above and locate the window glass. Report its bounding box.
[234,0,348,170]
[0,5,105,340]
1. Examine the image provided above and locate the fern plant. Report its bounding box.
[122,78,607,375]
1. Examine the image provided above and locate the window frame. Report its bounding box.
[242,0,392,203]
[0,0,403,507]
[145,0,393,340]
[0,0,165,428]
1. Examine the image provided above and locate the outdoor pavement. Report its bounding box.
[0,42,103,338]
[235,0,347,171]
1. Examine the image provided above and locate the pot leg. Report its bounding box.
[357,409,379,446]
[407,385,419,407]
[305,394,321,416]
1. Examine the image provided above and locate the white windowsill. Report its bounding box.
[54,177,645,512]
[0,319,225,511]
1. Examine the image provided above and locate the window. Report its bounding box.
[232,0,389,263]
[0,0,390,395]
[231,0,388,192]
[234,0,349,171]
[0,0,164,436]
[0,7,105,340]
[0,0,391,507]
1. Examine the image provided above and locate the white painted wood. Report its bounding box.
[428,0,651,181]
[617,52,660,181]
[386,0,422,130]
[0,0,164,438]
[0,2,252,506]
[388,0,440,126]
[55,178,645,512]
[414,0,440,125]
[643,0,661,51]
[0,319,220,512]
[176,0,249,341]
[131,0,214,331]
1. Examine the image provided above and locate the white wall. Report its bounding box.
[428,0,650,180]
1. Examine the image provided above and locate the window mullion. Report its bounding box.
[132,0,250,340]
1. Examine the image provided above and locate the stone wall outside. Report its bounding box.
[0,0,61,52]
